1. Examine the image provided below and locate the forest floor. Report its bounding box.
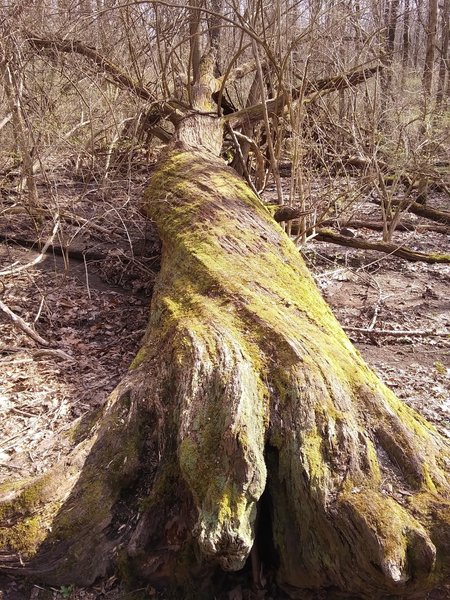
[0,170,449,600]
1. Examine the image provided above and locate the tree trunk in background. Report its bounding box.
[0,56,39,211]
[422,0,438,98]
[436,0,449,109]
[381,0,399,114]
[402,0,410,69]
[413,0,423,68]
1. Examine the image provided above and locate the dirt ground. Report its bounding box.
[0,173,449,600]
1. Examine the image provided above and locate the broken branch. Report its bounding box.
[314,228,450,263]
[343,326,450,337]
[0,217,60,276]
[227,65,381,127]
[27,35,182,137]
[0,299,49,346]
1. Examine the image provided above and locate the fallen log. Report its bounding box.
[314,228,450,263]
[326,219,449,235]
[369,198,450,225]
[1,149,449,600]
[405,201,450,225]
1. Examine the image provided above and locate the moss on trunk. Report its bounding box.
[139,146,450,597]
[0,145,449,599]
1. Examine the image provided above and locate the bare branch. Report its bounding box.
[28,36,156,101]
[227,65,381,127]
[305,65,382,98]
[0,113,12,132]
[343,326,450,337]
[0,217,60,276]
[218,60,258,87]
[0,299,49,346]
[26,35,184,139]
[315,228,450,263]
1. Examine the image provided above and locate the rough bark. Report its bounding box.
[1,146,449,599]
[5,5,449,598]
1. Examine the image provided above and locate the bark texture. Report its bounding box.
[0,147,449,599]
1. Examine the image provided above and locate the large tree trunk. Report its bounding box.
[1,143,450,599]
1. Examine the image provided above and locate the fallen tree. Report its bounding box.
[1,144,450,599]
[1,9,449,600]
[369,197,450,226]
[398,200,450,225]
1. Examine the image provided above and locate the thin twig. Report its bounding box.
[225,123,260,197]
[83,254,92,300]
[1,204,114,235]
[0,217,60,276]
[251,37,283,204]
[32,348,74,361]
[0,112,12,131]
[34,296,45,324]
[0,299,49,346]
[367,280,382,331]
